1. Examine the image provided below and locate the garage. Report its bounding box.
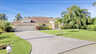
[14,23,36,32]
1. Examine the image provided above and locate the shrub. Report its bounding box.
[0,28,3,34]
[4,22,14,32]
[39,26,50,30]
[5,26,14,32]
[80,26,87,29]
[0,21,14,32]
[87,25,96,31]
[61,24,72,29]
[48,25,52,30]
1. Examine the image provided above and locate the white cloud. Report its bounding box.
[87,6,96,18]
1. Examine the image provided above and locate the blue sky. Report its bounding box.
[0,0,96,21]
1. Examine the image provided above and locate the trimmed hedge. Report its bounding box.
[80,26,87,29]
[39,27,51,30]
[87,25,96,31]
[61,24,72,29]
[61,24,87,29]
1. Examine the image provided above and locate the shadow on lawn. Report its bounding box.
[0,36,9,40]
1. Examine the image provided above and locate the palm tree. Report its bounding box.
[62,5,90,30]
[61,11,67,17]
[93,2,96,6]
[15,13,23,21]
[0,14,7,20]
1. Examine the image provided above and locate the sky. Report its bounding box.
[0,0,96,21]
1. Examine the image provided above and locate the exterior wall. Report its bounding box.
[13,23,53,31]
[12,17,56,31]
[14,23,37,32]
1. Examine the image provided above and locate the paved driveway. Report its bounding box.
[15,31,96,54]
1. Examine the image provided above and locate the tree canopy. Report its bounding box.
[61,5,92,29]
[0,14,7,20]
[15,13,23,21]
[93,2,96,6]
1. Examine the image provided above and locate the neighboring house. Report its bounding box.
[12,17,55,31]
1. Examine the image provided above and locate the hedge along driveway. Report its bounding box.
[0,33,32,54]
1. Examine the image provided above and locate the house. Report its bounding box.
[12,17,56,31]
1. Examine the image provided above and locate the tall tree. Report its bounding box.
[15,13,23,21]
[0,14,7,20]
[93,2,96,6]
[0,13,7,31]
[62,5,90,29]
[61,11,67,17]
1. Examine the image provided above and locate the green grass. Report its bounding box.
[0,33,32,54]
[41,29,96,41]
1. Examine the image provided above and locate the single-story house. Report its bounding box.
[12,17,56,31]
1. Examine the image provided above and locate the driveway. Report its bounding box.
[15,31,96,54]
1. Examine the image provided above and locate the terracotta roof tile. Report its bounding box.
[12,17,56,25]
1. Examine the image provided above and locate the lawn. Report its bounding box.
[0,33,32,54]
[41,29,96,42]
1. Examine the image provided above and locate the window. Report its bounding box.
[30,20,35,23]
[42,24,46,26]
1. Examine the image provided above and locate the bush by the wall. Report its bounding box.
[5,26,14,32]
[4,22,14,32]
[0,21,14,32]
[87,25,96,31]
[39,26,50,30]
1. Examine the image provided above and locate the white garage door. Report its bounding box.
[15,26,36,32]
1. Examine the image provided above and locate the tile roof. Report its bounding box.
[24,17,55,23]
[12,17,56,25]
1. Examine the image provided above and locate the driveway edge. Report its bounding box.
[58,42,96,54]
